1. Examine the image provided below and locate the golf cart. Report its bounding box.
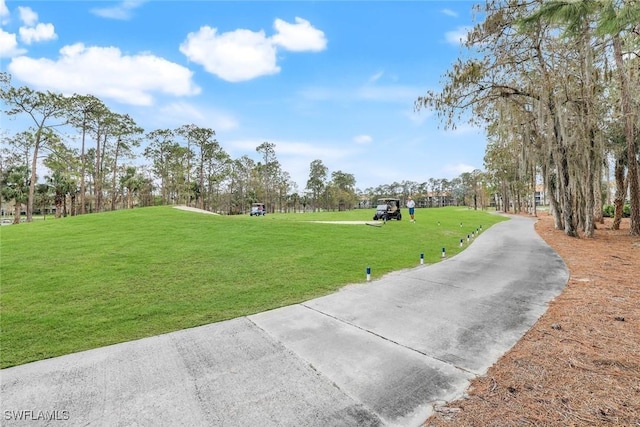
[250,203,266,216]
[373,198,402,221]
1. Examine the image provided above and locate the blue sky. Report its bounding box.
[0,0,486,192]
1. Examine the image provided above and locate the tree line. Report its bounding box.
[416,0,640,236]
[0,72,303,219]
[1,71,492,222]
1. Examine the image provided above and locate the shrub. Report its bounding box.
[603,204,630,218]
[603,204,615,217]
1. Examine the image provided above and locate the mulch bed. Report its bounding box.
[424,214,640,426]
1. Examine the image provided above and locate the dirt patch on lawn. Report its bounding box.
[424,214,640,426]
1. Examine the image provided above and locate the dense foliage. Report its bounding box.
[416,0,640,236]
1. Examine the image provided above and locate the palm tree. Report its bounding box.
[120,166,145,209]
[46,171,75,218]
[35,183,52,219]
[1,165,29,224]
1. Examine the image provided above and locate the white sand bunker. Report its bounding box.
[174,205,220,215]
[311,220,383,225]
[173,207,378,223]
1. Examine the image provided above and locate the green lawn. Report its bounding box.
[0,205,507,368]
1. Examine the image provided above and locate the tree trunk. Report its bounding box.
[13,201,21,224]
[582,27,596,239]
[161,150,167,205]
[544,162,563,230]
[613,35,640,236]
[111,141,120,211]
[594,163,604,225]
[199,163,205,210]
[55,196,62,219]
[27,133,41,223]
[80,124,87,215]
[95,133,103,212]
[583,137,596,238]
[551,94,578,237]
[612,151,627,230]
[531,164,537,217]
[558,146,578,237]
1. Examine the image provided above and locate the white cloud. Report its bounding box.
[0,0,9,25]
[7,43,200,105]
[406,109,433,126]
[0,29,26,58]
[17,6,37,26]
[445,26,471,45]
[91,0,146,20]
[300,83,421,104]
[180,17,325,82]
[230,139,353,160]
[279,140,355,160]
[271,17,327,52]
[443,163,477,176]
[10,5,58,46]
[19,22,56,44]
[354,135,372,144]
[368,71,384,83]
[442,9,458,18]
[156,102,239,132]
[180,26,279,82]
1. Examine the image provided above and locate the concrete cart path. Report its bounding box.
[1,215,569,427]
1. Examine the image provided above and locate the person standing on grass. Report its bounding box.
[407,196,416,222]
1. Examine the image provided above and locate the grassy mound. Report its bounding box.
[0,206,506,367]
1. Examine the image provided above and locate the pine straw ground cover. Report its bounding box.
[424,214,640,427]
